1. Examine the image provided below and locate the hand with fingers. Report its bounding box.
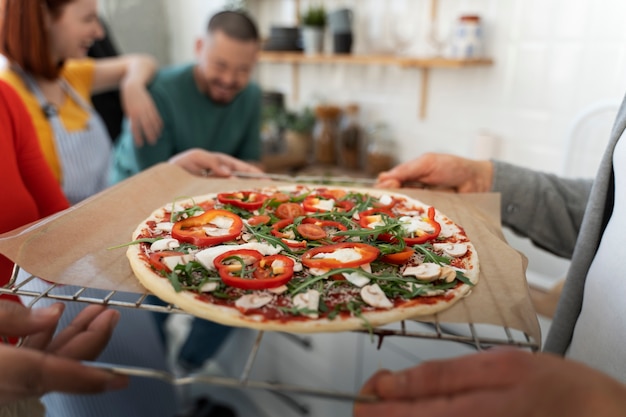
[375,153,494,193]
[0,301,128,407]
[353,349,626,417]
[168,148,264,178]
[121,82,163,147]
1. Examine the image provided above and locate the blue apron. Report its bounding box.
[18,70,112,204]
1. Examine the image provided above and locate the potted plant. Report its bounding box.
[301,6,326,55]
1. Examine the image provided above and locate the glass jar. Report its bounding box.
[312,105,342,165]
[337,104,363,170]
[366,122,396,175]
[449,14,483,59]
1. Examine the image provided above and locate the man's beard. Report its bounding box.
[207,81,240,105]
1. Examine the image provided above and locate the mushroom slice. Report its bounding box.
[155,222,174,233]
[199,282,219,292]
[360,284,393,309]
[440,266,457,283]
[433,243,468,258]
[150,238,180,251]
[293,289,320,318]
[403,263,442,282]
[268,285,289,294]
[235,293,273,311]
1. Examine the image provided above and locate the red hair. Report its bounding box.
[0,0,74,80]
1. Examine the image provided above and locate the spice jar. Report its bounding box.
[366,122,396,175]
[337,104,363,170]
[312,105,342,165]
[449,14,483,59]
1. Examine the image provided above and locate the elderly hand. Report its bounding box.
[354,349,626,417]
[120,82,163,147]
[375,153,494,193]
[0,301,128,406]
[168,148,264,178]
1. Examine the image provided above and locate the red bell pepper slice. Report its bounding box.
[148,250,185,273]
[380,247,415,265]
[217,191,268,211]
[213,250,294,290]
[251,255,295,288]
[403,206,441,245]
[172,209,243,246]
[213,249,263,273]
[271,219,307,248]
[301,242,380,269]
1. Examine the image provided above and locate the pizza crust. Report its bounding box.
[127,186,479,333]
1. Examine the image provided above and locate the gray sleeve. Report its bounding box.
[492,160,593,258]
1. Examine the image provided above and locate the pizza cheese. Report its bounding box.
[126,185,479,333]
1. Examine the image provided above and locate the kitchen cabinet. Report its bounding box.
[254,0,493,119]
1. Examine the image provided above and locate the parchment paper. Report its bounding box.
[0,163,540,344]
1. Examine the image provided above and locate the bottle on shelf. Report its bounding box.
[337,104,364,171]
[312,105,342,165]
[365,122,396,176]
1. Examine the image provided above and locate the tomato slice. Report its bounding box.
[296,223,327,240]
[172,209,243,246]
[247,214,271,226]
[301,218,347,241]
[301,242,380,269]
[275,202,305,219]
[214,251,294,290]
[217,191,268,211]
[380,247,415,265]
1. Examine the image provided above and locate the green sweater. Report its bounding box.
[110,63,262,183]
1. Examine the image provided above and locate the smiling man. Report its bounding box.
[110,10,262,183]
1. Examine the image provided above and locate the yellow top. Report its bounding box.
[0,59,96,180]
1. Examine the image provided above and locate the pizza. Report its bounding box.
[126,185,479,333]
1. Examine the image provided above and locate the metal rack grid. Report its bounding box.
[1,267,540,403]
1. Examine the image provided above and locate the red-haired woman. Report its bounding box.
[0,79,129,417]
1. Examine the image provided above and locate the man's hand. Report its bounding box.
[376,153,494,193]
[168,148,264,177]
[0,301,128,406]
[354,349,626,417]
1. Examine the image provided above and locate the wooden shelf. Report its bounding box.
[259,51,493,68]
[259,51,494,119]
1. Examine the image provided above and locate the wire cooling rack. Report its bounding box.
[1,267,540,404]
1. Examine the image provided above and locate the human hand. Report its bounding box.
[120,82,163,147]
[375,153,494,193]
[354,349,626,417]
[168,148,264,177]
[0,301,128,406]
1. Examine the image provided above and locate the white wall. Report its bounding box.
[157,0,626,173]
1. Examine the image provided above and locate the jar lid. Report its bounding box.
[459,14,481,22]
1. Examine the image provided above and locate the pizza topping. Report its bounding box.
[303,196,335,212]
[235,293,274,312]
[155,222,174,233]
[407,283,446,297]
[268,285,289,294]
[403,263,442,282]
[360,284,393,309]
[275,202,305,219]
[252,255,295,288]
[149,251,186,273]
[403,207,442,245]
[199,282,219,292]
[440,266,458,283]
[380,247,415,265]
[293,289,320,318]
[433,243,468,258]
[217,191,268,211]
[296,223,327,240]
[172,209,243,246]
[150,238,180,251]
[342,264,372,287]
[214,249,263,272]
[302,243,380,269]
